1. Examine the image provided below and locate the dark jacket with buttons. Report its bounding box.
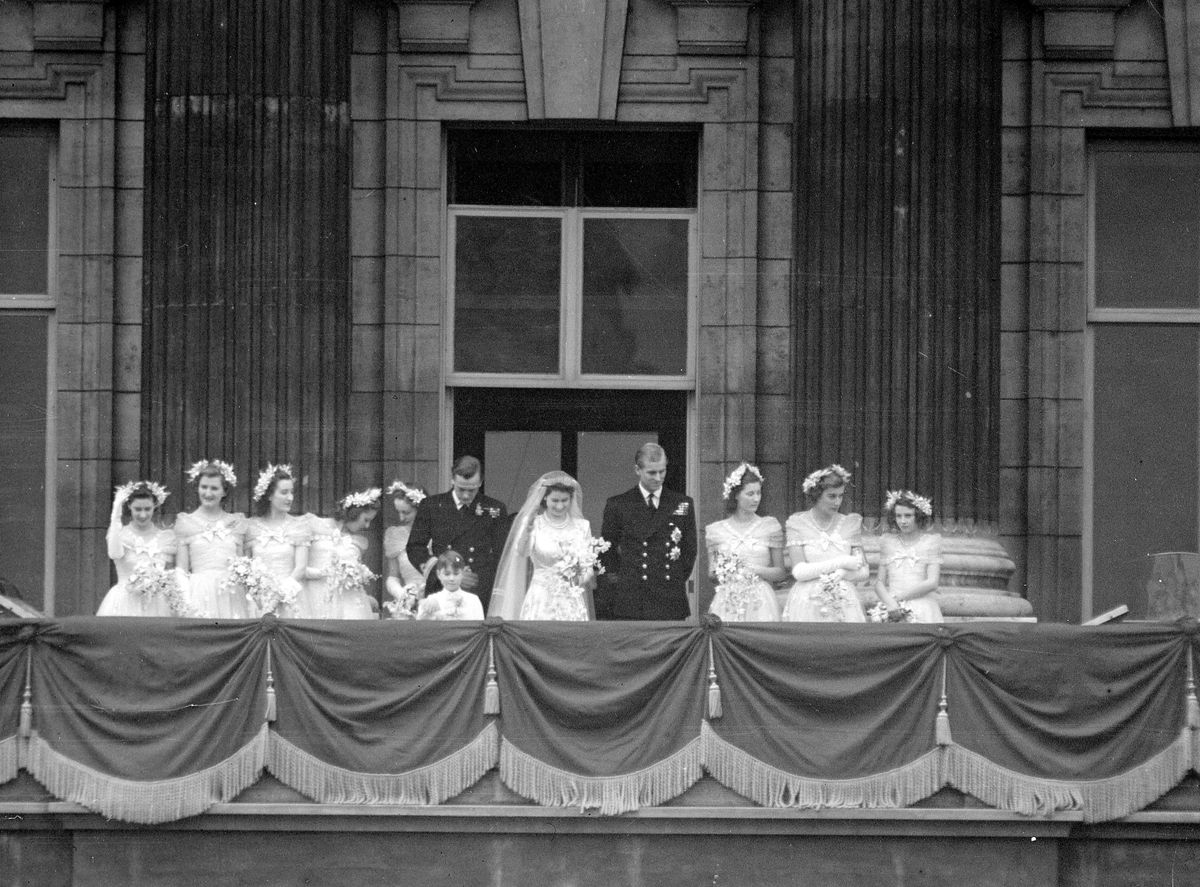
[597,486,698,620]
[406,490,509,613]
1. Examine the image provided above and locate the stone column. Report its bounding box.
[794,1,1027,617]
[141,0,351,513]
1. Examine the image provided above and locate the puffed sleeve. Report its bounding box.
[841,513,864,544]
[287,517,313,547]
[921,533,944,565]
[784,513,805,549]
[383,525,406,560]
[878,533,897,562]
[227,513,248,540]
[760,516,784,549]
[158,529,179,557]
[173,512,199,543]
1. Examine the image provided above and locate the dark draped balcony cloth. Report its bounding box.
[0,623,29,783]
[492,621,707,814]
[23,618,269,824]
[266,620,496,804]
[942,622,1196,822]
[703,623,945,809]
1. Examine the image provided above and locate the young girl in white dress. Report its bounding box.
[245,464,311,617]
[704,463,786,621]
[782,464,869,622]
[303,489,380,619]
[176,460,249,618]
[874,490,944,623]
[383,481,428,610]
[489,471,595,621]
[97,481,178,617]
[418,550,485,620]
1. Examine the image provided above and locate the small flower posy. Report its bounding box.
[387,481,426,506]
[884,489,933,516]
[867,602,916,623]
[722,462,762,499]
[341,487,382,510]
[115,480,170,507]
[802,463,852,493]
[187,459,238,487]
[252,463,293,502]
[384,583,421,619]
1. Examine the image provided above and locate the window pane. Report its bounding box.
[0,130,50,294]
[0,315,48,608]
[454,216,561,374]
[450,131,564,206]
[484,431,562,514]
[1094,148,1200,308]
[581,218,689,376]
[580,131,697,208]
[1093,324,1199,617]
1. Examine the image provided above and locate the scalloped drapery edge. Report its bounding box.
[267,722,499,805]
[0,735,16,785]
[24,725,268,824]
[701,722,944,809]
[944,730,1193,822]
[499,735,703,815]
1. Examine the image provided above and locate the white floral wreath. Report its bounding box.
[342,487,382,510]
[252,463,293,502]
[802,463,852,493]
[187,459,237,488]
[387,480,426,505]
[884,489,933,516]
[721,462,762,499]
[115,480,170,507]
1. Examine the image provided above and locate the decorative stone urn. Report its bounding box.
[857,520,1034,621]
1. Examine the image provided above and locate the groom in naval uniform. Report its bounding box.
[406,455,509,613]
[597,443,698,620]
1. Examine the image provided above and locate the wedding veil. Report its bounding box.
[487,470,584,620]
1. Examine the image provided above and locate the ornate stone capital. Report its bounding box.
[1029,0,1134,60]
[664,0,758,56]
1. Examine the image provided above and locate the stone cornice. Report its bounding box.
[664,0,758,56]
[1029,0,1134,60]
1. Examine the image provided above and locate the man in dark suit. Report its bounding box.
[406,455,509,613]
[597,442,697,620]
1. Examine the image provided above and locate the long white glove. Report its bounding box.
[791,554,862,582]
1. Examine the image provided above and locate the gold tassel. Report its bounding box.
[935,660,952,746]
[706,637,722,720]
[265,641,277,723]
[1186,657,1199,730]
[484,636,500,716]
[17,650,31,768]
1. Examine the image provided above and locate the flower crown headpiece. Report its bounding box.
[187,460,237,487]
[802,463,852,493]
[387,480,426,505]
[722,462,762,499]
[342,487,382,510]
[115,480,170,507]
[884,489,933,516]
[253,464,293,502]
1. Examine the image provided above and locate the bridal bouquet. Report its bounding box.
[867,602,915,623]
[127,561,197,617]
[326,556,378,605]
[384,583,421,619]
[554,535,610,588]
[223,556,295,616]
[814,570,856,621]
[712,550,759,620]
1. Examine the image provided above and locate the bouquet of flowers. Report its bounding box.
[712,550,759,620]
[814,571,856,621]
[554,535,610,588]
[326,556,378,605]
[127,561,198,617]
[384,583,421,619]
[222,556,295,616]
[867,602,915,623]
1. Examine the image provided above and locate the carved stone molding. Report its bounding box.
[665,0,757,55]
[32,1,105,53]
[1163,0,1200,125]
[397,0,478,54]
[1030,0,1133,60]
[516,0,628,119]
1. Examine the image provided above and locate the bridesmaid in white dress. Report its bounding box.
[329,488,380,620]
[782,464,869,622]
[704,463,786,621]
[489,471,595,621]
[874,490,944,623]
[383,480,428,608]
[97,481,178,617]
[245,464,310,617]
[176,460,248,618]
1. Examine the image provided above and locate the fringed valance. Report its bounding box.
[2,618,1198,824]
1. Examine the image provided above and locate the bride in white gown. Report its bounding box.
[488,471,596,621]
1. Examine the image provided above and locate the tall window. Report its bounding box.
[0,123,55,611]
[447,129,698,387]
[1087,140,1200,617]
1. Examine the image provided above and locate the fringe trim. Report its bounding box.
[945,734,1192,822]
[24,725,269,824]
[0,735,16,785]
[268,722,499,805]
[500,735,703,815]
[701,722,944,808]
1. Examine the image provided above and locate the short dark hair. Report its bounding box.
[436,549,467,572]
[253,468,294,516]
[723,468,763,514]
[335,502,378,524]
[540,482,576,508]
[122,484,162,522]
[451,455,481,479]
[193,464,233,494]
[885,496,933,531]
[803,472,848,508]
